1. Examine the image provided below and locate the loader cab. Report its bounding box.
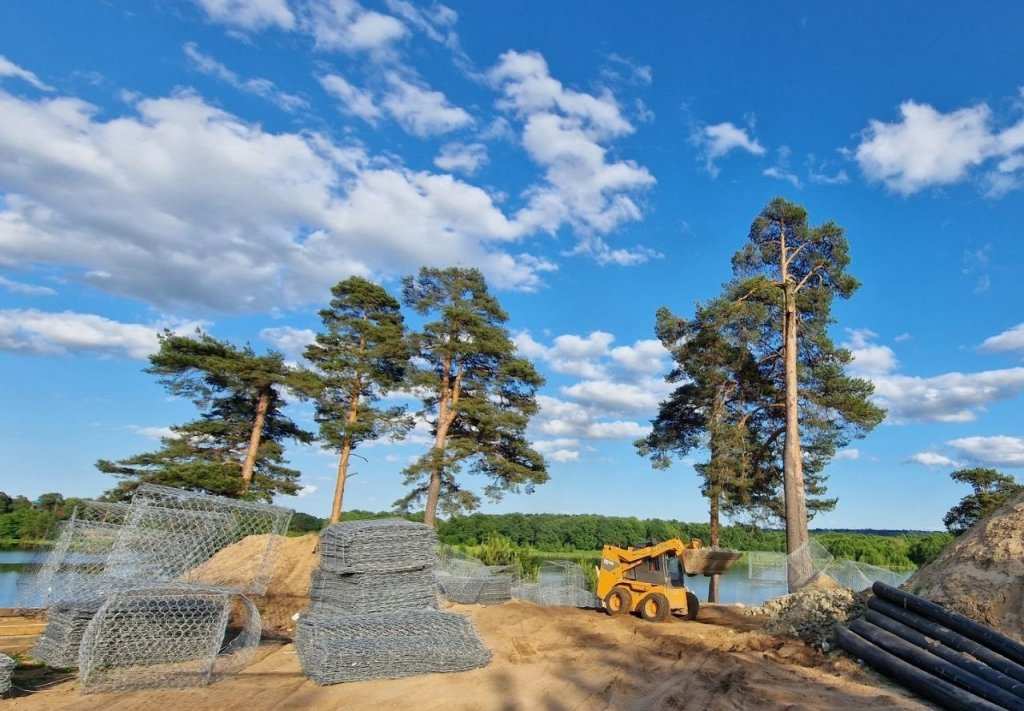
[625,552,686,588]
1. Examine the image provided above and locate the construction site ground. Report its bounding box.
[3,601,929,711]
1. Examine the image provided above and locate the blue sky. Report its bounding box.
[1,1,1023,530]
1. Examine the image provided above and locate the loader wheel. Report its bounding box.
[684,590,700,621]
[638,593,670,622]
[604,587,632,616]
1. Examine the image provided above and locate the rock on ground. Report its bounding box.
[745,587,868,652]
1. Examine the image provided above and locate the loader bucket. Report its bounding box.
[681,549,741,576]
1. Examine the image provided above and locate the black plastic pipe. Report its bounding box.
[835,625,1003,711]
[865,609,1024,700]
[849,619,1024,711]
[873,582,1024,667]
[868,596,1024,685]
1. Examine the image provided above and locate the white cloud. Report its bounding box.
[296,484,319,497]
[609,339,668,375]
[129,425,177,440]
[0,55,53,92]
[532,437,580,463]
[585,420,650,439]
[948,436,1024,468]
[488,50,656,265]
[907,451,960,468]
[0,88,561,311]
[533,394,648,441]
[184,43,307,112]
[980,323,1024,354]
[301,0,407,54]
[434,142,488,175]
[561,377,670,412]
[872,368,1024,423]
[193,0,296,30]
[834,448,860,461]
[855,98,1024,196]
[695,121,765,176]
[0,275,55,296]
[762,145,801,188]
[318,73,381,123]
[602,54,653,86]
[0,309,200,359]
[380,73,472,137]
[843,328,898,376]
[260,326,316,360]
[514,330,614,379]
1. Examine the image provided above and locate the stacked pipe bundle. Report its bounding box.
[0,653,14,696]
[837,581,1024,711]
[296,519,491,684]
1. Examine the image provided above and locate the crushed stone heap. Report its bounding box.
[296,518,491,685]
[746,587,868,651]
[906,490,1024,643]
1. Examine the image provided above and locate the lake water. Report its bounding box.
[0,548,911,609]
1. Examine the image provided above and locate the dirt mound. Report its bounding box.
[746,587,867,651]
[192,533,319,638]
[907,490,1024,642]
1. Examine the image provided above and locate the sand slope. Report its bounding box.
[907,489,1024,643]
[5,602,926,710]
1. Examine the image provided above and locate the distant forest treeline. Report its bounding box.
[291,511,953,570]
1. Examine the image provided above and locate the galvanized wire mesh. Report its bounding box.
[309,567,437,614]
[0,653,14,696]
[76,584,261,693]
[33,598,104,668]
[318,518,437,574]
[295,608,491,685]
[435,553,514,605]
[511,560,599,608]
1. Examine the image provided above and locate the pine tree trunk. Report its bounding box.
[708,489,720,603]
[423,419,449,528]
[782,281,811,591]
[330,393,360,524]
[240,387,271,494]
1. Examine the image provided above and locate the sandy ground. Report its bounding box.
[4,601,929,711]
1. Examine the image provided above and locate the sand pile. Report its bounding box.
[746,588,867,651]
[906,489,1024,642]
[192,533,319,638]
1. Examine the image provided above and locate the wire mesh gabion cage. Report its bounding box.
[24,485,291,693]
[76,584,262,694]
[308,566,438,615]
[511,560,599,608]
[0,653,15,696]
[317,518,438,574]
[434,552,514,605]
[295,608,491,685]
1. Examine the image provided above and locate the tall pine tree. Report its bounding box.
[731,198,885,589]
[398,267,548,527]
[98,331,315,501]
[305,277,413,523]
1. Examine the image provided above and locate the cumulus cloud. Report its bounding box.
[0,55,54,91]
[948,436,1024,468]
[129,425,178,440]
[296,484,319,497]
[694,121,765,176]
[260,326,316,360]
[380,73,473,136]
[762,146,801,188]
[872,368,1024,423]
[193,0,295,30]
[301,0,408,54]
[434,142,488,175]
[318,73,381,123]
[0,309,201,359]
[532,437,580,463]
[0,275,55,296]
[855,97,1024,196]
[980,323,1024,354]
[0,88,562,311]
[907,451,960,468]
[184,42,307,112]
[844,328,898,376]
[609,339,668,374]
[834,448,860,461]
[488,50,656,266]
[561,378,668,412]
[533,395,650,441]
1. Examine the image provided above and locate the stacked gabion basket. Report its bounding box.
[296,519,491,685]
[0,653,14,696]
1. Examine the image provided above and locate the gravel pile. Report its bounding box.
[746,588,868,651]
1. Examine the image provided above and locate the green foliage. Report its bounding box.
[0,506,56,542]
[305,276,413,459]
[97,331,315,502]
[397,268,548,518]
[907,532,954,566]
[944,467,1022,535]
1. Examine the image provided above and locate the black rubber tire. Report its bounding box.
[604,587,632,616]
[638,593,670,622]
[684,590,700,621]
